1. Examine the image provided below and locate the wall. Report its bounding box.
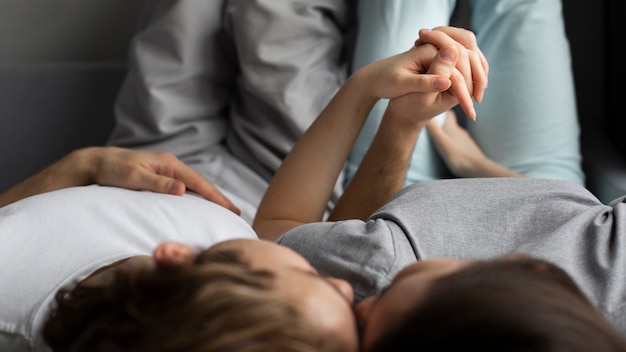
[0,0,144,192]
[0,0,143,63]
[563,1,626,203]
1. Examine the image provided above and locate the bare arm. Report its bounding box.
[329,46,466,221]
[416,27,518,179]
[327,107,423,221]
[328,27,491,221]
[254,44,463,240]
[427,111,522,178]
[0,146,240,213]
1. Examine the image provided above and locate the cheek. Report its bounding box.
[300,291,359,350]
[360,283,430,347]
[327,277,354,304]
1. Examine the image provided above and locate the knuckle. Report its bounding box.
[157,151,177,161]
[389,71,405,86]
[123,167,143,181]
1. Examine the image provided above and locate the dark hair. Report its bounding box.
[369,258,626,352]
[43,249,327,352]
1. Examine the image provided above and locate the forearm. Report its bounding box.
[328,110,423,221]
[253,73,377,241]
[0,148,96,207]
[468,158,523,178]
[253,42,463,240]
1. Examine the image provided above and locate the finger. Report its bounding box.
[426,44,458,78]
[399,45,452,93]
[418,28,488,102]
[467,50,488,102]
[133,171,186,195]
[430,26,489,76]
[417,29,473,88]
[427,26,489,84]
[144,169,242,216]
[401,74,452,93]
[449,68,476,120]
[137,154,242,214]
[171,165,241,215]
[184,179,241,215]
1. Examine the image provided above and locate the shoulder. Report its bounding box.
[278,219,416,302]
[375,178,602,218]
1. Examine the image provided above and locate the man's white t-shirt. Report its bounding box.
[0,185,256,351]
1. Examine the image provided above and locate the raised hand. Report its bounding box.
[416,26,489,119]
[359,43,453,102]
[385,44,463,128]
[328,44,464,221]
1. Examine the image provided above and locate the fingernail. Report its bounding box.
[169,181,184,195]
[434,78,451,91]
[441,48,456,62]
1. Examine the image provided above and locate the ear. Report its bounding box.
[153,242,196,267]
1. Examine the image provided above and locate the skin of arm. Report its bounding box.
[336,26,513,218]
[0,146,240,213]
[417,27,520,179]
[329,27,491,221]
[327,105,423,222]
[254,41,478,240]
[427,111,523,178]
[329,46,465,221]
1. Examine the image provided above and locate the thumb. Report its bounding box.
[427,45,458,77]
[401,73,451,93]
[431,45,476,120]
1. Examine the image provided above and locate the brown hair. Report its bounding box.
[43,249,330,352]
[369,257,626,352]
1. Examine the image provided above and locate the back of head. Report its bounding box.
[369,258,626,352]
[43,249,335,352]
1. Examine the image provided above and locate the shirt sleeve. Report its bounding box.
[277,219,417,302]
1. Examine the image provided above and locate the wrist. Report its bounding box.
[350,65,384,107]
[66,147,103,185]
[384,102,430,133]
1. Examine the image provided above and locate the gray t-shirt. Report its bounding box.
[278,178,626,335]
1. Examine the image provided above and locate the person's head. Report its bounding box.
[356,254,626,352]
[43,240,358,352]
